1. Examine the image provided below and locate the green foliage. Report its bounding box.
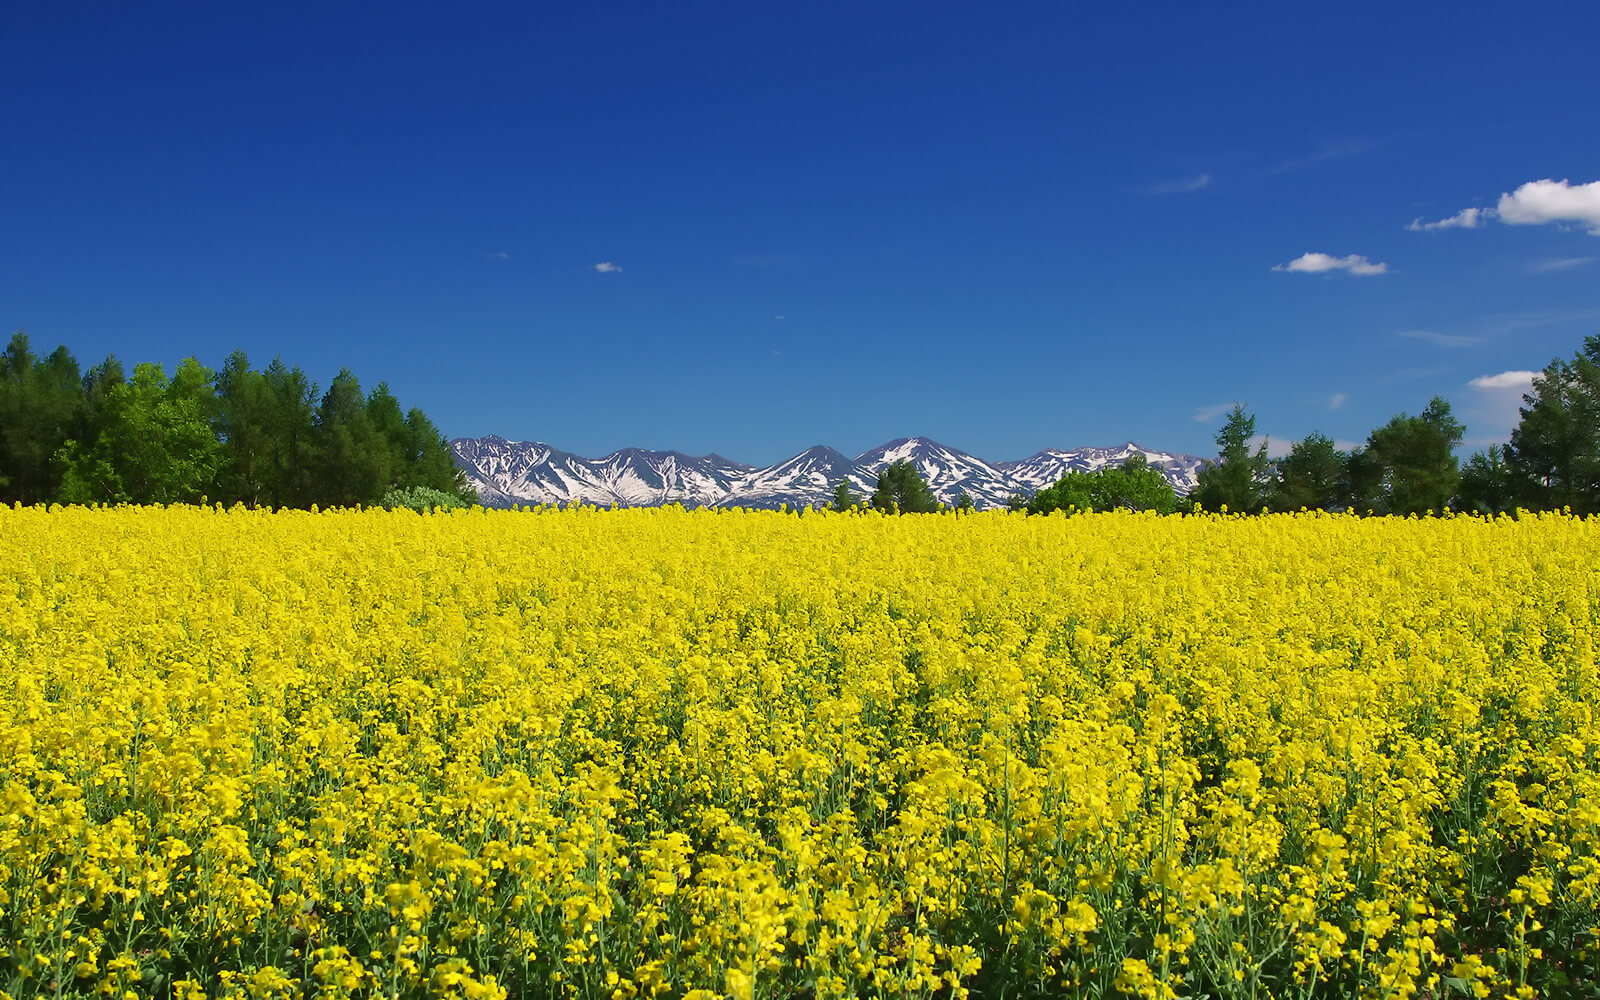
[1457,445,1517,516]
[0,332,85,504]
[1191,404,1272,513]
[830,478,859,512]
[381,484,471,512]
[869,459,939,513]
[58,359,222,505]
[1026,455,1179,515]
[2,335,467,510]
[953,489,975,512]
[1505,334,1600,514]
[1366,395,1464,515]
[1343,446,1386,515]
[1273,433,1347,512]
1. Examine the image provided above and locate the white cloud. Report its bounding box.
[594,261,623,273]
[1248,434,1291,460]
[1147,173,1214,195]
[1274,252,1389,276]
[1497,178,1600,234]
[1329,392,1347,411]
[1528,256,1596,273]
[1399,329,1483,348]
[773,314,785,320]
[1465,370,1539,443]
[1333,439,1363,452]
[488,251,511,259]
[1192,402,1236,423]
[1468,370,1538,390]
[1406,208,1484,232]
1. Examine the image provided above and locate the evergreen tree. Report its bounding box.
[401,407,470,497]
[214,350,278,506]
[1457,445,1518,516]
[1273,433,1347,511]
[1190,404,1272,512]
[1505,334,1600,514]
[831,478,859,512]
[0,333,85,503]
[260,359,319,508]
[953,489,976,512]
[1342,446,1386,515]
[1366,396,1463,515]
[870,460,938,513]
[366,382,411,486]
[314,368,390,507]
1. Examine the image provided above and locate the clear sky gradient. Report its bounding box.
[5,2,1599,463]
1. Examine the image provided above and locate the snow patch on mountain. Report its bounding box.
[452,435,1206,510]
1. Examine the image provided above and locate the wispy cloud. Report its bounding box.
[1468,370,1538,390]
[1258,139,1374,177]
[1406,208,1484,231]
[594,261,623,273]
[1274,252,1389,276]
[1329,392,1348,411]
[488,251,511,260]
[1146,173,1214,195]
[1528,256,1597,273]
[1193,402,1236,423]
[1398,329,1484,348]
[1497,178,1600,234]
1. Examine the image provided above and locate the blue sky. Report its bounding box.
[5,2,1598,464]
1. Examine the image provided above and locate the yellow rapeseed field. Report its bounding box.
[0,504,1596,999]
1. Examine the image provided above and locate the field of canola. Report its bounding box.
[0,504,1597,1000]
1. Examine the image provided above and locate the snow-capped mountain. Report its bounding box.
[998,443,1206,496]
[720,446,872,509]
[453,436,752,508]
[451,435,1206,510]
[849,437,1025,509]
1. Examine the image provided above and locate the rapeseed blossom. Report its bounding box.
[0,503,1595,998]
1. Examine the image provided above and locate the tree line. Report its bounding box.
[1182,333,1600,516]
[831,333,1600,516]
[0,333,473,509]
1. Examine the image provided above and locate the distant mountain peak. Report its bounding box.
[453,436,1206,510]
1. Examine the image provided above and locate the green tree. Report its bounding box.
[1273,433,1347,511]
[870,459,938,513]
[1094,455,1180,513]
[314,368,391,507]
[1342,446,1386,514]
[58,359,221,504]
[260,359,319,508]
[831,478,859,512]
[1026,456,1178,515]
[1026,471,1096,515]
[0,333,85,503]
[1366,395,1464,515]
[953,489,976,512]
[214,350,275,506]
[1190,404,1272,513]
[398,407,471,499]
[366,382,410,485]
[1505,334,1600,514]
[1457,445,1518,516]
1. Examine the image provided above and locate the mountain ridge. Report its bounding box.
[453,435,1207,510]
